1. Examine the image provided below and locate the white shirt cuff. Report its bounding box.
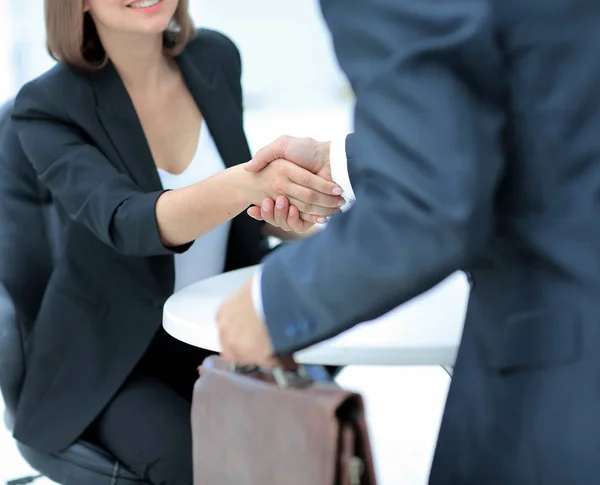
[253,136,353,320]
[330,136,355,205]
[251,266,266,320]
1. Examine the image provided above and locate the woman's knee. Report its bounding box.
[93,373,194,485]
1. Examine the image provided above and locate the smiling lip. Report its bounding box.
[127,0,164,13]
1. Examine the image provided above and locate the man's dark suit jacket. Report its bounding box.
[260,0,600,483]
[9,29,265,454]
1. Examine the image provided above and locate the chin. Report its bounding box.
[137,17,172,35]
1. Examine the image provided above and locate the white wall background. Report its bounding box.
[0,0,16,102]
[0,0,349,111]
[190,1,348,109]
[0,0,354,150]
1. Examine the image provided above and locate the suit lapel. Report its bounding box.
[177,48,252,168]
[88,42,254,289]
[90,46,251,193]
[91,64,163,193]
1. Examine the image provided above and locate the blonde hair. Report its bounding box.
[45,0,195,70]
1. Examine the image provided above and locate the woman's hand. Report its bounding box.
[248,196,323,234]
[245,159,344,217]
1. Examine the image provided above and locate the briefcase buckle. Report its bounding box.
[230,362,312,389]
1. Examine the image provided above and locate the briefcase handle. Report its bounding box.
[229,356,313,390]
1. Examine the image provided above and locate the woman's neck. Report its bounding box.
[99,30,173,92]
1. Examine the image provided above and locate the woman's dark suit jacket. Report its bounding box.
[10,29,266,454]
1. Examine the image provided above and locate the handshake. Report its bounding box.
[242,136,346,234]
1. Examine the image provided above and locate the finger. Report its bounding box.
[259,198,279,227]
[287,196,343,217]
[218,328,243,363]
[217,317,235,360]
[287,183,345,210]
[273,196,292,231]
[287,205,314,233]
[299,211,328,225]
[287,165,343,196]
[247,206,264,221]
[244,136,289,172]
[220,346,237,362]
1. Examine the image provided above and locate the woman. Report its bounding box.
[10,1,344,483]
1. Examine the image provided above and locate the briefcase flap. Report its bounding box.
[191,356,376,485]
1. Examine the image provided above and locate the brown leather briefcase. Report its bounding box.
[191,356,377,485]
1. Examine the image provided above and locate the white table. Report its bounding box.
[163,265,469,366]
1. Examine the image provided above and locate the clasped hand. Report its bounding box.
[216,135,339,367]
[245,136,340,233]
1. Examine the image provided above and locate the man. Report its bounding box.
[218,0,600,483]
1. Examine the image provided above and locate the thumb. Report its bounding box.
[247,206,264,220]
[244,157,268,172]
[245,137,287,172]
[244,144,277,172]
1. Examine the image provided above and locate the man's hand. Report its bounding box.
[245,136,336,229]
[216,276,276,366]
[245,136,333,182]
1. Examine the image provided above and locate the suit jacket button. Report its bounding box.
[299,318,316,335]
[284,324,298,338]
[298,319,309,333]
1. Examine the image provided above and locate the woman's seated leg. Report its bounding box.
[91,370,194,485]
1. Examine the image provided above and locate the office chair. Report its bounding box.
[0,100,148,485]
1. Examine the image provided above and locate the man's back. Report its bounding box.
[432,1,600,483]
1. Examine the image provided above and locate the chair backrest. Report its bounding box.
[0,99,61,420]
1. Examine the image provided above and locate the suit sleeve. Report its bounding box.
[11,80,191,257]
[260,0,505,353]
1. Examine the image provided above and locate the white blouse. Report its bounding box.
[157,120,231,292]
